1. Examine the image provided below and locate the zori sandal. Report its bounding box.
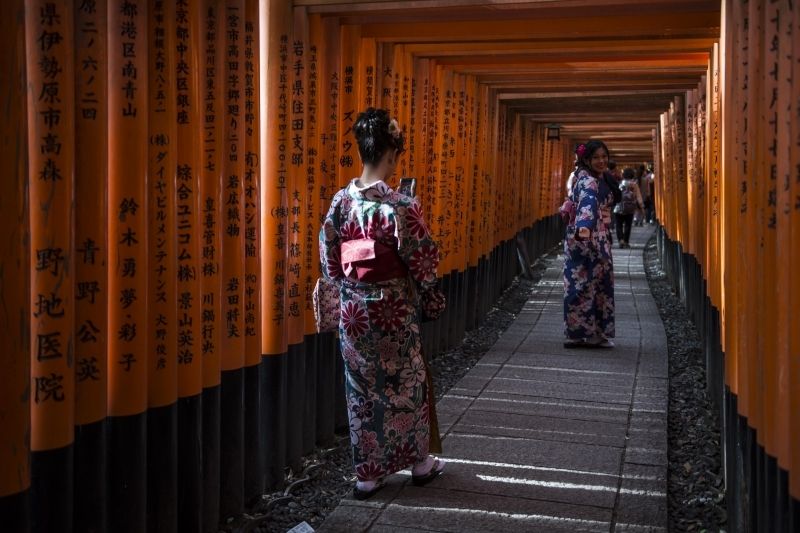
[412,458,445,487]
[352,479,386,500]
[563,339,588,348]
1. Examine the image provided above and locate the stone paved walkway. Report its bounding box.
[319,225,667,533]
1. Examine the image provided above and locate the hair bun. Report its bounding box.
[352,107,404,165]
[354,108,384,138]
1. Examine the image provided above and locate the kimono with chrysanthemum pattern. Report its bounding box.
[319,179,440,482]
[563,169,616,341]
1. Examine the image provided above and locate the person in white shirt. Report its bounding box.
[613,168,643,248]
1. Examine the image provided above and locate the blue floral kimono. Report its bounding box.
[319,179,440,482]
[563,169,615,341]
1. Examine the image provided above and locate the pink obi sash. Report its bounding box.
[340,238,408,283]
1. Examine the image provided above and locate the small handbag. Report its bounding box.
[312,277,340,333]
[559,197,576,225]
[419,286,446,322]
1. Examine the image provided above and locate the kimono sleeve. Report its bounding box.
[397,198,439,291]
[575,176,600,232]
[319,194,344,281]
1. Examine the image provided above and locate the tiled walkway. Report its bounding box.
[319,225,667,533]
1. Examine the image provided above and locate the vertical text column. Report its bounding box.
[75,0,108,427]
[27,0,76,454]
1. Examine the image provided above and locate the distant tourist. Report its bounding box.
[642,166,655,224]
[614,167,643,248]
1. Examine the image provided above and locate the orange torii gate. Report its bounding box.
[1,1,798,532]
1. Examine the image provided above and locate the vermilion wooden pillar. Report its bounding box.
[175,0,206,528]
[285,6,308,474]
[311,12,341,448]
[778,3,800,508]
[200,1,224,529]
[146,1,179,531]
[74,0,108,531]
[219,0,247,519]
[297,6,320,457]
[788,0,800,507]
[746,0,764,449]
[260,0,291,491]
[107,1,148,531]
[772,0,794,511]
[26,1,76,531]
[243,0,264,504]
[0,1,30,530]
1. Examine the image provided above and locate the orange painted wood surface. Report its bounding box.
[260,0,290,356]
[175,0,204,395]
[0,0,30,497]
[244,0,262,362]
[304,15,323,334]
[107,0,148,417]
[221,0,246,370]
[27,0,76,448]
[200,0,224,387]
[147,0,178,407]
[287,6,308,346]
[788,0,800,500]
[75,0,109,423]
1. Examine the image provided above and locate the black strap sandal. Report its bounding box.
[411,458,445,487]
[352,479,386,500]
[563,339,588,348]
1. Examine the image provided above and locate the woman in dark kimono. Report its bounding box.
[563,140,616,348]
[319,108,446,499]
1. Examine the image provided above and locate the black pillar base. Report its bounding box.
[178,396,202,531]
[315,333,337,447]
[148,402,178,533]
[220,368,244,520]
[0,489,29,533]
[262,353,288,490]
[74,419,106,533]
[244,363,264,505]
[108,413,146,533]
[202,385,221,533]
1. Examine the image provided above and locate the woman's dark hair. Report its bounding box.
[575,140,610,175]
[353,107,406,165]
[622,167,635,180]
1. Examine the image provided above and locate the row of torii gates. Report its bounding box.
[0,0,798,532]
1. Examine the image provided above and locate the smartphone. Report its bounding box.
[398,177,417,198]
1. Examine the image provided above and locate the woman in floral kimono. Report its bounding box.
[563,140,616,348]
[319,108,446,499]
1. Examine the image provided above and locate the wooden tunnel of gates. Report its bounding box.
[0,0,797,531]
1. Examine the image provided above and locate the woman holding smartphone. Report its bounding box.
[319,108,446,499]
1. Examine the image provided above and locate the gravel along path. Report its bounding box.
[225,236,726,533]
[643,235,727,532]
